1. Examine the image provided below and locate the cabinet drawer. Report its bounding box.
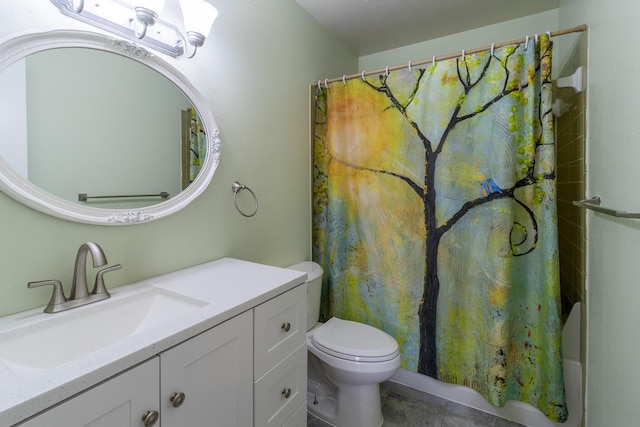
[254,285,306,378]
[254,343,307,427]
[282,402,308,427]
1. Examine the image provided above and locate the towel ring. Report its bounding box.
[232,181,258,217]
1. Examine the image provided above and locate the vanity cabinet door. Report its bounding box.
[17,358,160,427]
[160,311,253,427]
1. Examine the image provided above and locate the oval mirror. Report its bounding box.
[0,30,220,225]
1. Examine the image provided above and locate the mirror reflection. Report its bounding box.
[0,47,206,209]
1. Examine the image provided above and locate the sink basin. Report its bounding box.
[0,289,207,371]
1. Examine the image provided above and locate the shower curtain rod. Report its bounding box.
[314,24,587,87]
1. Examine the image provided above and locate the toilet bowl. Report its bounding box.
[288,262,401,427]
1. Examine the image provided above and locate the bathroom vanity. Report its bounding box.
[0,258,308,427]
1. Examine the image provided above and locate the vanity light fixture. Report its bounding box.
[179,0,218,57]
[50,0,218,58]
[132,0,167,39]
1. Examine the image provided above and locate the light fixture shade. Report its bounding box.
[179,0,218,38]
[134,0,166,14]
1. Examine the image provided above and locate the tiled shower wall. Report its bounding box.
[555,34,587,337]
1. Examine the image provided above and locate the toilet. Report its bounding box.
[288,262,401,427]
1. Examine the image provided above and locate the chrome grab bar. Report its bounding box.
[78,192,169,201]
[573,196,640,218]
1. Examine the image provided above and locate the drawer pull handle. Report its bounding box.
[282,387,292,398]
[142,410,159,427]
[281,322,291,332]
[170,391,186,408]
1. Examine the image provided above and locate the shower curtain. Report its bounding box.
[312,35,567,422]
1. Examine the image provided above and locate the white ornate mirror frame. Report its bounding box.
[0,30,220,225]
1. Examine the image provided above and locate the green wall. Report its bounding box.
[0,0,356,316]
[359,10,560,73]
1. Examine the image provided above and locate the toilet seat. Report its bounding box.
[311,317,399,362]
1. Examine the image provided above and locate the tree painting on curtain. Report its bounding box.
[312,35,567,421]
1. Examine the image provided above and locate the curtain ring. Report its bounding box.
[232,181,258,217]
[324,78,329,89]
[385,66,389,76]
[490,43,495,56]
[525,35,530,50]
[343,75,347,85]
[461,49,465,61]
[432,56,436,65]
[361,70,366,81]
[408,61,412,72]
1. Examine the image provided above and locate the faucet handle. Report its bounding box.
[92,264,122,296]
[28,280,67,313]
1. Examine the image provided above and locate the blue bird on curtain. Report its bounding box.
[480,178,503,197]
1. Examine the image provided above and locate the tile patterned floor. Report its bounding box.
[307,381,525,427]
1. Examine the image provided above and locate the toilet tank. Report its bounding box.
[287,261,323,331]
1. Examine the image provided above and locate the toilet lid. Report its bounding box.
[311,317,399,362]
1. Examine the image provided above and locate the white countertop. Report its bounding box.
[0,257,306,426]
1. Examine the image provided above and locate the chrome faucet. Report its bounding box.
[28,242,122,313]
